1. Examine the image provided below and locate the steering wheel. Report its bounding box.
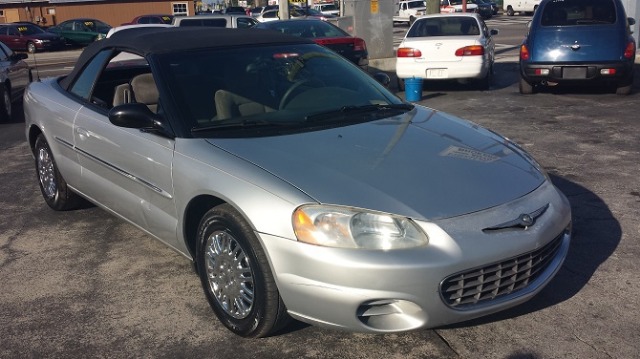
[279,79,315,110]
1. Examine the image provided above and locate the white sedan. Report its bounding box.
[396,13,498,90]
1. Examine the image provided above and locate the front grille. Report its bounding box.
[440,233,565,309]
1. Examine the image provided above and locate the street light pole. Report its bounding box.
[425,0,439,14]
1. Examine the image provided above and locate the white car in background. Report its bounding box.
[106,23,172,38]
[396,13,498,90]
[312,3,340,16]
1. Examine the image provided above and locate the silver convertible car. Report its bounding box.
[24,28,571,338]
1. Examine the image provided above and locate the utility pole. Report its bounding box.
[279,0,290,19]
[425,0,439,14]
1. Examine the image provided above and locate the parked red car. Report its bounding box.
[0,23,65,53]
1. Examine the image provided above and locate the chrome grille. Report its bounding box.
[440,233,564,309]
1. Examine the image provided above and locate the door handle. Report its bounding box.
[76,127,90,139]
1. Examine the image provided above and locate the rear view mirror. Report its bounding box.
[372,72,391,88]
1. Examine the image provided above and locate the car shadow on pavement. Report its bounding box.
[440,174,621,329]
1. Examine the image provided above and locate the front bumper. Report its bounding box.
[260,180,571,333]
[521,61,634,86]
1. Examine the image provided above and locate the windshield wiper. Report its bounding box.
[191,119,294,133]
[304,103,414,122]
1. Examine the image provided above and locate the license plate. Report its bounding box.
[426,69,448,79]
[562,67,587,79]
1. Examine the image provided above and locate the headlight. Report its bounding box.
[293,205,428,250]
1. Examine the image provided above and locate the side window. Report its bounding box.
[0,43,9,61]
[237,18,256,28]
[70,49,112,100]
[139,17,151,24]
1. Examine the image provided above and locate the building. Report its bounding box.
[0,0,195,27]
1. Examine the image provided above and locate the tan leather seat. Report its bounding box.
[214,90,274,120]
[130,73,159,113]
[112,83,132,107]
[112,73,159,113]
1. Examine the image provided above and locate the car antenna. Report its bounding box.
[31,50,41,82]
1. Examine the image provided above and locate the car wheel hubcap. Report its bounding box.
[205,230,254,319]
[37,147,56,198]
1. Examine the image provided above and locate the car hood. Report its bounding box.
[206,106,545,220]
[529,25,626,62]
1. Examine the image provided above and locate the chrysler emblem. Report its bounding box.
[483,204,549,232]
[519,214,534,227]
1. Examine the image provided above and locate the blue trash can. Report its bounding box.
[404,77,423,102]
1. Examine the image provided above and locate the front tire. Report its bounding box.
[34,135,83,210]
[506,6,515,16]
[27,41,37,54]
[196,204,290,338]
[0,85,11,122]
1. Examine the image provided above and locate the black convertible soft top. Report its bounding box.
[60,27,313,90]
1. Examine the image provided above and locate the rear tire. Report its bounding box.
[506,6,515,16]
[34,135,83,211]
[616,82,632,95]
[196,204,290,338]
[397,77,406,92]
[478,65,492,90]
[519,76,534,94]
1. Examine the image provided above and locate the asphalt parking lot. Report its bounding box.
[1,50,639,358]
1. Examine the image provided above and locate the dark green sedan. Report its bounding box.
[47,18,111,46]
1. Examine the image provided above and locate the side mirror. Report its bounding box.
[490,29,499,36]
[12,53,28,61]
[372,72,391,88]
[109,102,160,129]
[628,17,636,26]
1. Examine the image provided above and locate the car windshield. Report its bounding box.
[540,0,616,26]
[407,1,426,9]
[257,21,348,38]
[408,17,480,37]
[154,44,404,137]
[16,24,45,35]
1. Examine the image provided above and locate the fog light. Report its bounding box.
[600,68,616,75]
[534,69,550,76]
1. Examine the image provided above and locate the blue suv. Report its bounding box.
[519,0,636,95]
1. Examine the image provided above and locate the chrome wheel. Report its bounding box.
[37,146,57,199]
[27,42,37,54]
[204,230,254,320]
